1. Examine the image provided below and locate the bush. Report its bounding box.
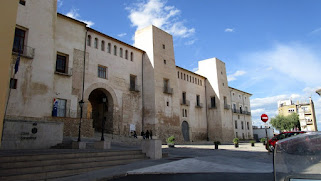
[233,138,239,144]
[250,140,256,144]
[166,136,175,144]
[260,138,267,143]
[214,141,221,145]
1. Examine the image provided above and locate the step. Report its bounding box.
[0,153,146,169]
[1,158,144,181]
[0,150,142,163]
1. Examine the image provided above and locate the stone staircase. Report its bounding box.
[0,149,147,181]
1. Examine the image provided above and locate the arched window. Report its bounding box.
[87,35,91,46]
[101,41,105,51]
[120,48,123,58]
[125,50,128,59]
[130,52,133,61]
[108,43,111,53]
[114,45,117,55]
[94,38,98,49]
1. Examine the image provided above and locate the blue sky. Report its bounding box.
[57,0,321,129]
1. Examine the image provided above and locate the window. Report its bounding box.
[198,79,200,85]
[167,102,169,106]
[19,0,26,5]
[240,105,243,114]
[120,48,123,58]
[87,35,91,46]
[196,95,200,106]
[164,59,166,64]
[56,54,68,74]
[108,43,111,53]
[184,74,186,80]
[236,132,238,138]
[56,99,66,117]
[181,73,183,79]
[182,109,184,117]
[182,92,186,104]
[163,44,165,49]
[185,109,187,117]
[94,38,98,49]
[98,65,107,79]
[101,41,105,51]
[200,80,202,86]
[130,75,136,91]
[10,78,17,89]
[242,133,245,140]
[125,50,128,59]
[13,27,26,54]
[223,96,227,106]
[177,72,179,78]
[233,103,236,112]
[211,97,216,108]
[114,45,117,55]
[130,52,133,61]
[193,77,194,83]
[164,79,169,90]
[241,121,244,130]
[235,120,237,129]
[247,122,249,130]
[238,115,240,119]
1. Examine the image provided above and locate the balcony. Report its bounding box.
[55,67,72,76]
[180,99,190,106]
[195,103,203,108]
[224,104,230,110]
[306,121,313,125]
[209,104,217,109]
[163,87,173,94]
[245,111,251,115]
[233,109,240,113]
[129,85,140,92]
[12,45,35,59]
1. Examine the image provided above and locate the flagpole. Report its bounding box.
[1,47,20,143]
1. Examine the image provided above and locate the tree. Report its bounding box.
[271,113,300,132]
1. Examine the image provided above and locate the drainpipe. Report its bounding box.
[205,78,209,141]
[82,27,88,101]
[141,52,145,132]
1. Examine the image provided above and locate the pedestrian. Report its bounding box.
[146,130,150,139]
[150,130,153,139]
[141,131,145,139]
[133,131,137,138]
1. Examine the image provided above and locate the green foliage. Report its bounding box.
[249,140,256,144]
[260,138,267,143]
[214,141,221,145]
[271,113,300,131]
[233,138,239,144]
[166,136,175,144]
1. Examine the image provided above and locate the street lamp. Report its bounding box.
[101,97,106,141]
[78,99,84,142]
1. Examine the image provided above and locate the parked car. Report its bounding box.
[267,131,306,152]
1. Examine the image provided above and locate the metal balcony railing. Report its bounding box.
[129,85,140,92]
[180,99,190,106]
[55,67,72,76]
[12,45,35,59]
[224,104,230,110]
[163,87,173,94]
[195,103,203,108]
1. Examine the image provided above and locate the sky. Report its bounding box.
[57,0,321,130]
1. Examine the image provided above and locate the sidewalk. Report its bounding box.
[54,143,272,181]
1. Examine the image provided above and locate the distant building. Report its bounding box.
[277,98,318,131]
[3,0,253,149]
[252,126,274,141]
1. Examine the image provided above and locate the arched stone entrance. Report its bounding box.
[182,121,190,141]
[88,88,114,134]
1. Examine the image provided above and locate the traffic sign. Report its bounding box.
[261,114,269,123]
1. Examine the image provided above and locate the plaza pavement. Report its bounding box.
[55,142,273,181]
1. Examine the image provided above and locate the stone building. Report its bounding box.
[3,0,253,149]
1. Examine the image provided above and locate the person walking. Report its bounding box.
[146,130,150,139]
[150,130,153,139]
[141,131,145,139]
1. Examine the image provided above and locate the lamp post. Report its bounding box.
[78,100,84,142]
[101,97,106,141]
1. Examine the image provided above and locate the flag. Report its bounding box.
[14,48,21,74]
[52,98,58,117]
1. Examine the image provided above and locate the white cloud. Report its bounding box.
[185,39,196,45]
[117,33,127,37]
[57,0,63,8]
[66,8,94,27]
[245,43,321,86]
[126,0,195,38]
[225,28,234,32]
[251,94,299,108]
[310,27,321,35]
[227,70,246,81]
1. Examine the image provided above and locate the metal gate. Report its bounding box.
[181,121,190,141]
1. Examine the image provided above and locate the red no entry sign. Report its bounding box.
[261,114,269,123]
